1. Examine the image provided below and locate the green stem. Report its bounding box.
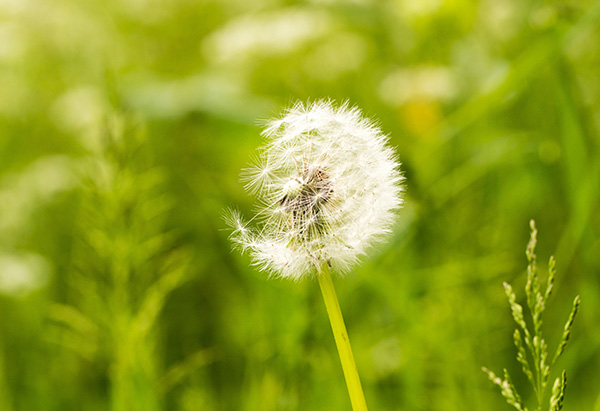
[317,263,368,411]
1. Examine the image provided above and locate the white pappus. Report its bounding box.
[227,100,404,280]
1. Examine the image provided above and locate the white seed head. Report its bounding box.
[228,100,404,280]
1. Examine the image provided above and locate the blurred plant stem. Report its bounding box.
[108,280,159,411]
[317,263,368,411]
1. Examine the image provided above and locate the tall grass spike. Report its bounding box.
[484,221,580,411]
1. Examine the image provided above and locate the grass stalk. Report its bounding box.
[317,263,368,411]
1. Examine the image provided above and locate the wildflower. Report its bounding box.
[228,100,403,280]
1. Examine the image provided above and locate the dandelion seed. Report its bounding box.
[228,100,404,280]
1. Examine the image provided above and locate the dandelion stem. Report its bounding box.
[317,263,368,411]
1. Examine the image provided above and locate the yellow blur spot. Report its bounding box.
[401,99,443,137]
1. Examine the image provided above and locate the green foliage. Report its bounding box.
[483,221,580,411]
[1,0,599,410]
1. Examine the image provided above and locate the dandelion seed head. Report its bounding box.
[227,100,404,280]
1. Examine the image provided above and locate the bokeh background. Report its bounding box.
[1,0,599,410]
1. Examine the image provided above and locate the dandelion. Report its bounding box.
[229,100,403,280]
[228,100,403,410]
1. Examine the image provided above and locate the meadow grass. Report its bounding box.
[0,0,598,410]
[483,221,580,411]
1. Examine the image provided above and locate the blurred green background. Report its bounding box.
[1,0,599,410]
